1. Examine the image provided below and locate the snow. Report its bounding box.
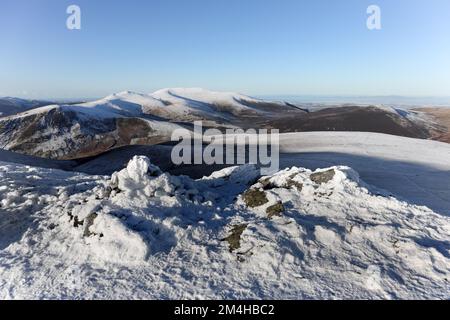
[0,155,449,299]
[277,132,450,170]
[208,131,450,216]
[0,149,75,171]
[0,94,188,160]
[1,90,449,299]
[276,132,450,216]
[63,87,270,120]
[0,98,50,118]
[1,93,160,121]
[1,104,59,119]
[1,88,274,127]
[151,87,264,112]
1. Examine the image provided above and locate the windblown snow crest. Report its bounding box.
[0,156,449,299]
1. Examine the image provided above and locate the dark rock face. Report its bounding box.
[242,189,269,208]
[310,169,335,184]
[284,174,303,191]
[0,108,117,159]
[222,224,248,252]
[266,202,284,219]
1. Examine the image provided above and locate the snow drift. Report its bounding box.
[0,156,449,299]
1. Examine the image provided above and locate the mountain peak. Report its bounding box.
[153,87,254,99]
[106,90,144,99]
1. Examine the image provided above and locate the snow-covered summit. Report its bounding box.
[0,156,449,299]
[83,87,277,119]
[152,87,263,108]
[1,88,287,125]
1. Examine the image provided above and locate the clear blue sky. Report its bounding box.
[1,0,450,99]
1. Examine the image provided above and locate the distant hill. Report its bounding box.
[0,88,445,160]
[0,89,300,159]
[0,97,54,117]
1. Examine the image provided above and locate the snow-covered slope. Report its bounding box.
[0,156,449,299]
[0,97,185,159]
[150,87,275,117]
[210,131,450,216]
[153,87,261,107]
[278,132,450,170]
[0,149,75,171]
[0,97,53,117]
[88,88,293,122]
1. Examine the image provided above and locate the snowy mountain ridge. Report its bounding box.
[5,88,275,121]
[0,88,444,161]
[0,88,297,159]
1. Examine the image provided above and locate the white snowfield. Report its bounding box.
[277,132,450,216]
[211,131,450,216]
[0,154,449,299]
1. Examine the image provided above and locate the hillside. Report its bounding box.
[0,89,299,159]
[0,89,442,161]
[0,97,53,117]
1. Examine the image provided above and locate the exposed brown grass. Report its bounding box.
[415,108,450,143]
